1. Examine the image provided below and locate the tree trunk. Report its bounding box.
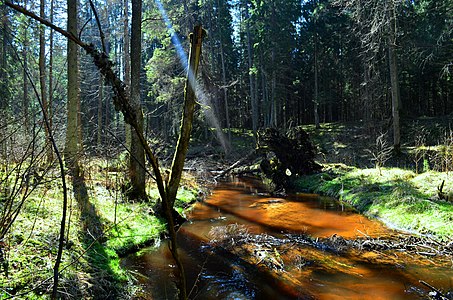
[271,47,277,127]
[123,0,131,151]
[54,0,79,296]
[48,0,54,141]
[245,0,258,135]
[313,29,320,129]
[40,0,53,162]
[261,63,269,127]
[388,1,400,152]
[96,75,103,149]
[217,0,230,148]
[129,0,146,200]
[0,3,7,112]
[64,0,80,175]
[22,0,29,133]
[165,26,204,300]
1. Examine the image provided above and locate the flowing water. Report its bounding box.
[122,177,453,299]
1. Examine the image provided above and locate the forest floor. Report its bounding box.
[0,155,200,299]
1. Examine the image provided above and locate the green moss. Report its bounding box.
[1,157,200,299]
[294,165,453,238]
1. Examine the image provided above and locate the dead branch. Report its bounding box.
[214,150,256,179]
[419,280,450,300]
[88,0,106,53]
[437,180,452,202]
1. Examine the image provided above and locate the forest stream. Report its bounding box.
[122,177,453,299]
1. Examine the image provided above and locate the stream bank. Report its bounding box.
[123,177,453,299]
[292,164,453,239]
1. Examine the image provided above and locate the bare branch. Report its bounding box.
[88,0,106,53]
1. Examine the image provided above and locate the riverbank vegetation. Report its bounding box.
[290,119,453,239]
[295,165,453,238]
[0,156,198,299]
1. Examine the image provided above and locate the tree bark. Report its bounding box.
[217,0,231,148]
[48,0,54,141]
[388,1,400,152]
[313,27,320,129]
[40,0,53,162]
[52,0,78,296]
[22,0,29,133]
[270,4,277,128]
[165,25,204,300]
[245,2,258,135]
[123,0,131,151]
[129,0,146,200]
[64,0,80,175]
[96,75,103,148]
[1,3,8,112]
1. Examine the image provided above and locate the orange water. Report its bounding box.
[123,178,453,299]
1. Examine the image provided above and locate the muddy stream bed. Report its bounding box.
[122,177,453,299]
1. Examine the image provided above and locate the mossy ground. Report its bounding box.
[294,119,453,240]
[0,157,198,299]
[294,165,453,238]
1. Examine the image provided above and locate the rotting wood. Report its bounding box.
[214,150,256,179]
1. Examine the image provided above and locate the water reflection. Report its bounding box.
[122,178,453,299]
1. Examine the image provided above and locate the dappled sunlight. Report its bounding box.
[202,189,390,238]
[124,179,453,299]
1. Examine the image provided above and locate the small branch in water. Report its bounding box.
[419,280,450,300]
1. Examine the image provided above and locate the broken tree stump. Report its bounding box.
[257,127,321,191]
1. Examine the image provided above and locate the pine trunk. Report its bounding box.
[64,0,80,175]
[40,0,53,162]
[245,0,258,135]
[388,1,400,152]
[48,0,54,140]
[124,0,131,150]
[313,29,320,129]
[129,0,146,200]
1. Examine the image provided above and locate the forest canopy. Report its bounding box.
[0,0,451,151]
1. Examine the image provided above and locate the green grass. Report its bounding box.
[0,160,199,299]
[294,165,453,239]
